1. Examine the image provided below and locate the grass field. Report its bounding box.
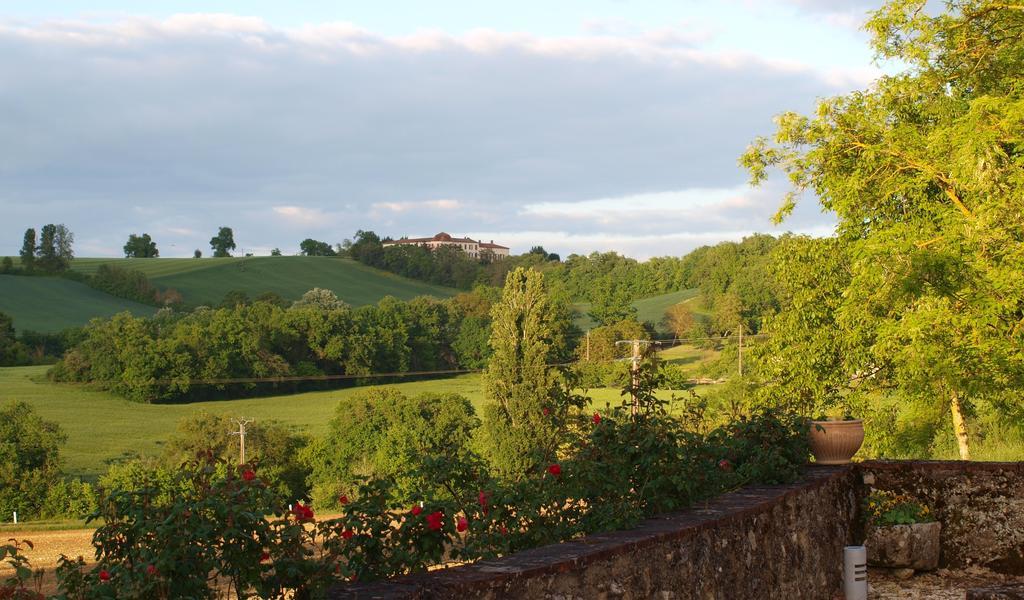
[0,365,695,481]
[0,275,156,333]
[72,256,457,308]
[0,257,458,333]
[574,288,701,333]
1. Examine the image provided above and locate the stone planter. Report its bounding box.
[809,419,864,464]
[866,521,941,571]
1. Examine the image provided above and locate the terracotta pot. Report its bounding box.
[866,521,941,570]
[808,419,864,464]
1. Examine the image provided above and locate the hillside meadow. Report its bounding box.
[0,274,156,333]
[0,365,695,481]
[72,256,458,307]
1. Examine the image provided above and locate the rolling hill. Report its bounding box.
[0,257,457,333]
[71,256,458,307]
[574,288,701,333]
[0,275,156,333]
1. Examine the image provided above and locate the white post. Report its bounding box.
[843,545,867,600]
[12,511,17,524]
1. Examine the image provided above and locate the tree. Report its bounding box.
[291,288,348,311]
[663,302,696,339]
[270,248,283,257]
[1,256,13,274]
[0,401,66,519]
[0,311,28,366]
[163,412,310,501]
[480,267,562,478]
[210,227,236,257]
[741,0,1024,459]
[299,239,336,257]
[124,233,159,258]
[19,228,36,271]
[193,249,202,259]
[588,276,636,326]
[55,224,74,267]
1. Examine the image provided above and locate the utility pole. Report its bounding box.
[230,418,253,465]
[616,339,655,417]
[738,324,743,377]
[585,330,591,361]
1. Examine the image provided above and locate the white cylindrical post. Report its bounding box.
[843,545,867,600]
[12,511,17,524]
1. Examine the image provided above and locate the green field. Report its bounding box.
[574,288,701,332]
[0,366,693,481]
[72,256,457,308]
[0,275,156,333]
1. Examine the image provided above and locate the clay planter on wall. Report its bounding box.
[808,419,864,464]
[866,522,941,571]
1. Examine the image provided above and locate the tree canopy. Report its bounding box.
[742,0,1024,459]
[124,233,159,258]
[209,227,236,258]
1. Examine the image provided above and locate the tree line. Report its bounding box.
[48,287,578,403]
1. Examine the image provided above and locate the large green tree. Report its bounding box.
[0,401,66,519]
[742,0,1024,459]
[480,267,563,478]
[19,228,36,271]
[209,227,236,257]
[124,233,159,258]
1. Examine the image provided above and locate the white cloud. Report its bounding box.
[0,13,859,258]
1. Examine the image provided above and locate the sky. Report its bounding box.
[0,0,886,259]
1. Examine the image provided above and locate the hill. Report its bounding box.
[0,275,156,333]
[71,256,458,308]
[574,288,701,333]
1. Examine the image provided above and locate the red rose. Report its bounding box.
[592,412,601,424]
[411,505,423,516]
[500,525,509,535]
[426,511,444,531]
[342,529,354,540]
[456,517,469,532]
[260,551,270,562]
[477,490,488,507]
[99,569,111,582]
[542,407,551,416]
[242,469,256,482]
[339,494,349,505]
[146,565,158,576]
[718,459,733,472]
[547,464,562,476]
[292,502,315,521]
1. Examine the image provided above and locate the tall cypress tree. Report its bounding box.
[19,228,36,271]
[480,267,561,479]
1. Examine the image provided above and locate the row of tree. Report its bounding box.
[48,286,578,403]
[18,224,74,272]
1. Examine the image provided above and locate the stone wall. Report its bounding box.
[328,466,858,600]
[859,461,1024,574]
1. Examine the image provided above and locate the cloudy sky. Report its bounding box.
[0,0,884,259]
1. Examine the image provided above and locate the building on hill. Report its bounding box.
[384,232,510,260]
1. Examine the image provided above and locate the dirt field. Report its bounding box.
[1,527,96,593]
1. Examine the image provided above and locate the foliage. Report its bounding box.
[299,239,336,257]
[303,389,480,508]
[163,412,311,501]
[209,227,236,258]
[480,268,566,478]
[663,302,697,339]
[0,401,66,520]
[19,229,36,272]
[34,224,74,273]
[48,289,497,403]
[741,0,1024,458]
[123,234,159,258]
[0,312,30,367]
[864,490,934,527]
[40,479,98,520]
[89,264,181,307]
[587,276,637,325]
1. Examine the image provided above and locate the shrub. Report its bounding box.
[40,480,97,520]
